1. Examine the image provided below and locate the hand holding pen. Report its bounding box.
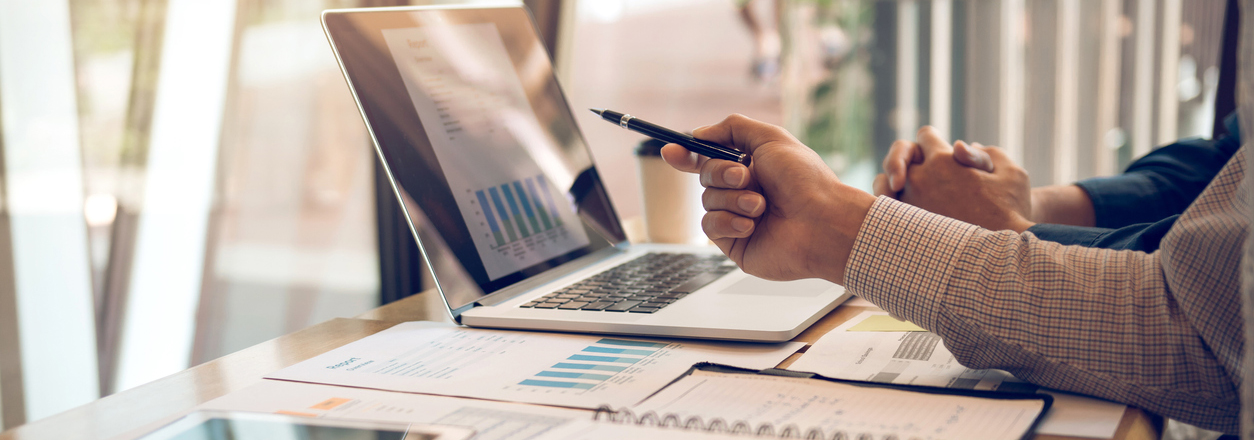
[589,108,751,165]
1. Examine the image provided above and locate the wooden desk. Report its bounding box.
[1,291,1159,440]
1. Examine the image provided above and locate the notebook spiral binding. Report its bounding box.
[592,405,915,440]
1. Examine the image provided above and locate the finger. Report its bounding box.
[915,126,953,159]
[953,140,994,173]
[661,143,703,173]
[690,114,798,156]
[698,159,754,189]
[882,140,923,192]
[702,210,755,239]
[702,188,766,218]
[973,143,1016,169]
[872,173,897,198]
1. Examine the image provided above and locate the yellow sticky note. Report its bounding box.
[847,314,926,332]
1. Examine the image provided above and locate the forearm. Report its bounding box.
[1029,184,1095,227]
[1071,134,1240,228]
[844,198,1239,431]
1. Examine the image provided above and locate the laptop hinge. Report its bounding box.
[449,302,476,324]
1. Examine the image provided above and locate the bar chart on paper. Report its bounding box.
[515,338,668,392]
[266,324,803,409]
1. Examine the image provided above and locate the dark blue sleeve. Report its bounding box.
[1073,114,1242,229]
[1026,217,1178,252]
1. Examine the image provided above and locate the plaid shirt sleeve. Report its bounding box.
[843,148,1248,433]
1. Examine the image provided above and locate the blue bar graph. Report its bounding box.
[583,346,657,356]
[488,187,518,242]
[518,339,669,391]
[568,355,640,364]
[534,175,562,226]
[595,338,668,348]
[501,184,530,237]
[476,190,506,246]
[525,178,553,230]
[535,371,613,381]
[518,380,594,389]
[550,363,627,372]
[513,181,542,233]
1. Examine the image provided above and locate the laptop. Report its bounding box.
[321,4,849,342]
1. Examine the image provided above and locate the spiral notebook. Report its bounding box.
[593,363,1052,440]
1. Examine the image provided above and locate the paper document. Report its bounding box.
[633,370,1045,440]
[201,380,583,440]
[551,420,749,440]
[790,311,1126,438]
[200,380,757,440]
[790,311,1028,392]
[266,323,802,408]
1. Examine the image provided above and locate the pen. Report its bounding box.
[589,108,751,165]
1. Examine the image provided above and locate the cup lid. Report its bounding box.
[634,138,666,157]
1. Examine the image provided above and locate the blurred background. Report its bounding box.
[0,0,1228,432]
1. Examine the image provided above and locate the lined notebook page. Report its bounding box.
[632,370,1044,440]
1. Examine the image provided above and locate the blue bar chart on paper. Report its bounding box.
[517,338,668,391]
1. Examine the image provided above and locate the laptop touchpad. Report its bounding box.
[718,276,829,297]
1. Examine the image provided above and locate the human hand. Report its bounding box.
[888,127,1034,232]
[659,114,875,284]
[872,129,994,198]
[873,129,1097,228]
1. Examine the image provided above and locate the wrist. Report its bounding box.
[1030,185,1095,227]
[1029,187,1048,223]
[809,184,876,285]
[1010,218,1036,234]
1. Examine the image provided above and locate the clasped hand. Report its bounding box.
[872,126,1035,233]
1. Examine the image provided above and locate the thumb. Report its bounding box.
[872,173,898,198]
[973,143,1017,170]
[954,141,994,173]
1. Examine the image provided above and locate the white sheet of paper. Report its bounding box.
[790,311,1126,438]
[550,420,749,440]
[265,323,803,409]
[198,379,756,440]
[790,311,1024,390]
[200,380,585,440]
[633,370,1045,440]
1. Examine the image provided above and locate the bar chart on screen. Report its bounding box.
[466,172,587,276]
[382,24,591,280]
[473,174,567,249]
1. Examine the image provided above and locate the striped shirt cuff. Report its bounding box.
[844,197,981,331]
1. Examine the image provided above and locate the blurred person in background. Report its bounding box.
[736,0,781,82]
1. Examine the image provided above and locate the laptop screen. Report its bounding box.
[323,6,626,308]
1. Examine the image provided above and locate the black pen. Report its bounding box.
[589,108,751,165]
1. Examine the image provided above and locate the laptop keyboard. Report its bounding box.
[519,253,736,314]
